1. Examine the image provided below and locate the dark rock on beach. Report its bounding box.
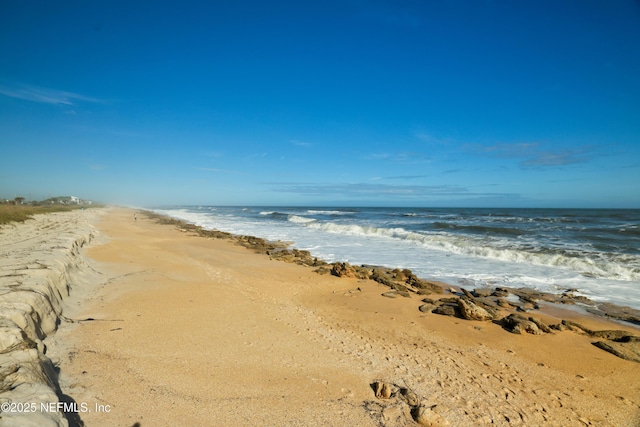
[268,248,324,267]
[369,269,397,287]
[428,289,501,321]
[492,287,510,298]
[560,320,631,340]
[364,267,443,295]
[529,317,553,333]
[592,338,640,363]
[399,269,443,294]
[437,297,460,304]
[432,303,460,317]
[586,303,640,326]
[496,298,514,309]
[418,303,436,313]
[472,288,494,298]
[555,320,640,363]
[313,265,332,275]
[510,288,558,304]
[500,314,545,335]
[145,211,640,364]
[331,262,369,279]
[457,297,493,321]
[381,291,400,298]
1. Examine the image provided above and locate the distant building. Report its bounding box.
[43,196,77,205]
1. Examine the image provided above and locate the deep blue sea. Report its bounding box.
[154,206,640,310]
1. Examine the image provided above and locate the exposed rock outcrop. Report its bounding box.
[369,380,451,426]
[331,262,369,280]
[457,297,494,321]
[592,336,640,363]
[558,321,640,363]
[145,211,640,364]
[500,313,544,335]
[412,404,450,427]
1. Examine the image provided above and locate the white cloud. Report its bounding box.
[0,83,103,105]
[465,142,594,168]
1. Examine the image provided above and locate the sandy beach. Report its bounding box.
[2,208,640,426]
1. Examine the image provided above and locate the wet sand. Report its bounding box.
[50,208,640,426]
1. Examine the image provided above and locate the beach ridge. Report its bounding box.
[0,209,104,426]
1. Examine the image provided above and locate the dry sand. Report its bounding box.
[51,208,640,426]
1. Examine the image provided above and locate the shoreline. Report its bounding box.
[2,207,639,426]
[143,209,640,330]
[151,206,640,312]
[141,209,640,368]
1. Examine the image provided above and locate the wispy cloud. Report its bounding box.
[200,150,225,158]
[272,182,474,198]
[0,83,103,105]
[469,142,538,158]
[290,139,313,148]
[521,149,593,167]
[465,142,594,168]
[382,174,430,180]
[269,182,525,205]
[197,167,247,175]
[366,151,431,163]
[245,152,268,160]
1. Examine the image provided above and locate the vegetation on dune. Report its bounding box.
[0,204,101,225]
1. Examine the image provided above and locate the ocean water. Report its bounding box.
[153,206,640,310]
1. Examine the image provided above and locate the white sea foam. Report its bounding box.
[154,207,640,310]
[298,220,640,281]
[307,210,355,215]
[288,215,317,224]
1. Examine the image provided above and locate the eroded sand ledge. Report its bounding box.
[3,208,640,426]
[0,209,104,426]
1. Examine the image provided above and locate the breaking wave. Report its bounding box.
[302,220,640,281]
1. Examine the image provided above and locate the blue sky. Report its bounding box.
[1,0,639,208]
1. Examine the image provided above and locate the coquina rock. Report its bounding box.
[593,337,640,363]
[331,262,369,279]
[501,313,543,335]
[457,297,493,321]
[411,404,450,426]
[374,381,394,399]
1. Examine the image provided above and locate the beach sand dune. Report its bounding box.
[0,209,102,426]
[46,209,640,426]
